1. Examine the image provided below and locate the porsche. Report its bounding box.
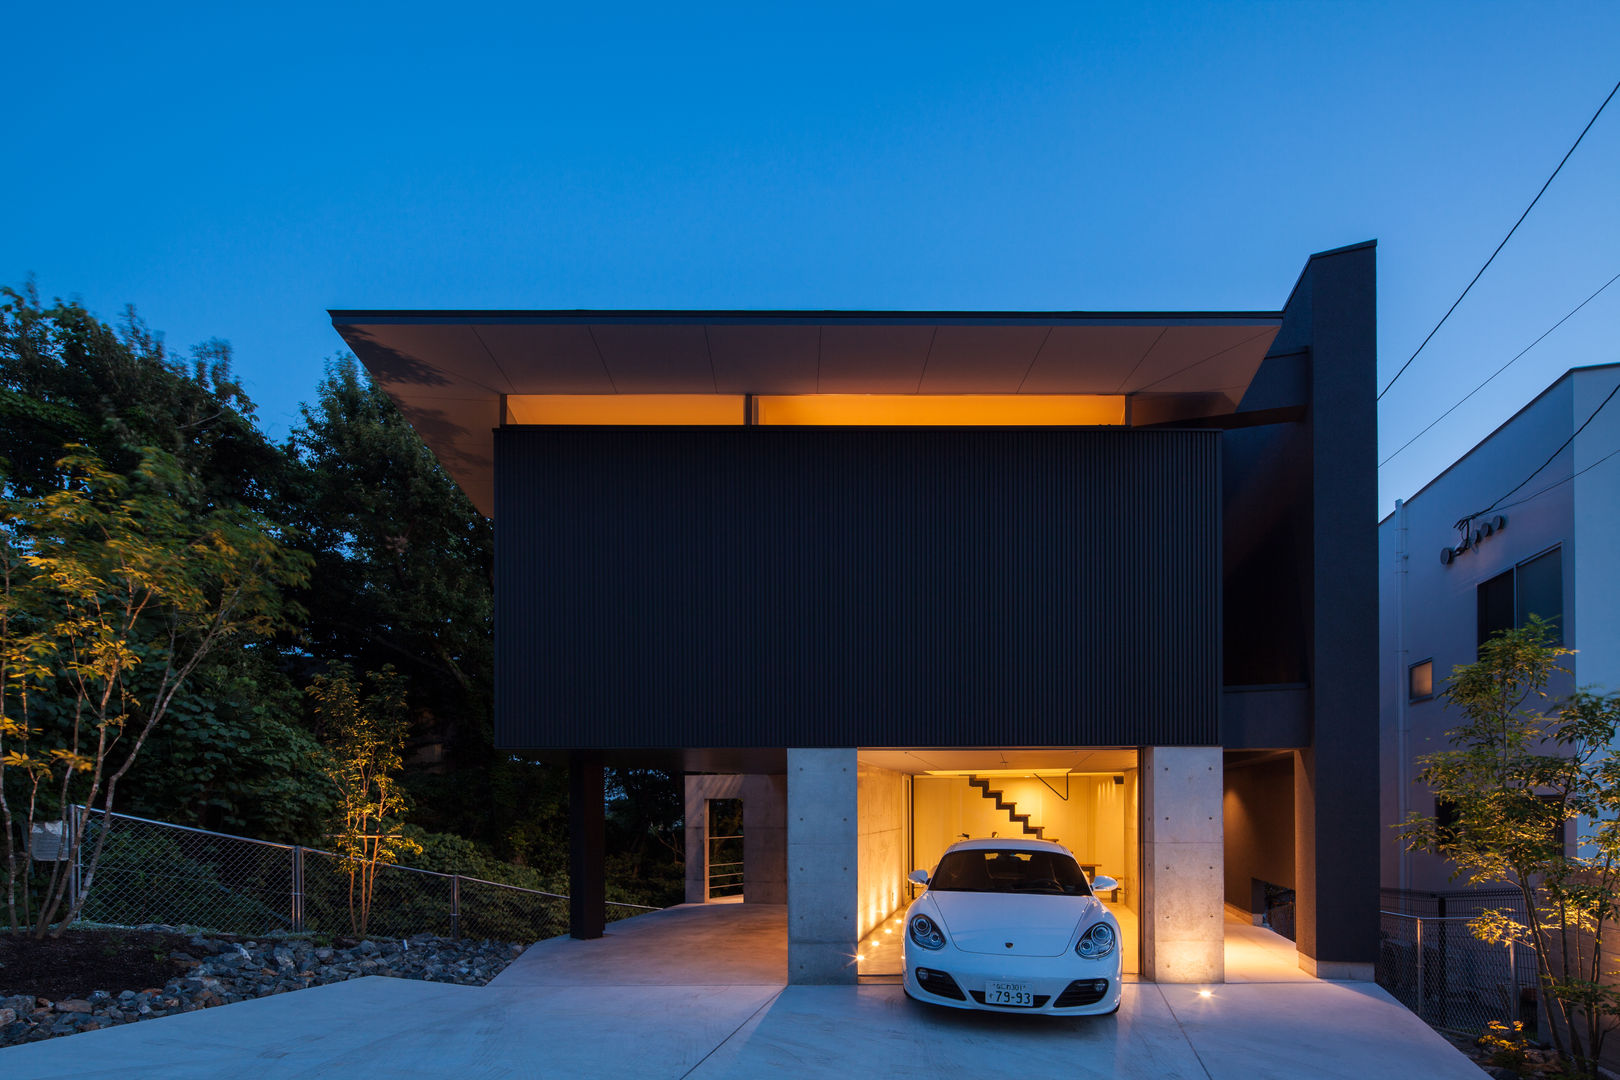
[901,838,1122,1015]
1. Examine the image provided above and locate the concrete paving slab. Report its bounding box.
[690,984,1209,1080]
[491,901,787,987]
[1223,914,1316,983]
[1158,981,1487,1080]
[0,975,785,1080]
[0,904,1487,1080]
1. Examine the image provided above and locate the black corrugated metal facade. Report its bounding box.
[495,426,1219,749]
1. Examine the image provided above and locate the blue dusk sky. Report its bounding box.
[3,1,1617,513]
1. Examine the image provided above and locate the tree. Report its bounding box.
[2,282,324,842]
[0,282,284,511]
[284,359,491,769]
[1400,618,1620,1078]
[0,447,310,936]
[310,664,421,937]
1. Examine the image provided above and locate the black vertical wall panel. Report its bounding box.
[494,426,1218,749]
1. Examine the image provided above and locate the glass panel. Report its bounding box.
[1477,569,1514,652]
[1515,547,1562,643]
[1409,660,1433,700]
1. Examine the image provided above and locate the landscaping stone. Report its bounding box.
[0,932,526,1048]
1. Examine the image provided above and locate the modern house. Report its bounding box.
[1380,361,1620,894]
[331,240,1378,985]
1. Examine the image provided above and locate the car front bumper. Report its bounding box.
[901,945,1123,1016]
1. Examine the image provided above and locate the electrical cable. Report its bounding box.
[1494,442,1620,514]
[1456,380,1620,527]
[1377,76,1620,402]
[1379,269,1620,468]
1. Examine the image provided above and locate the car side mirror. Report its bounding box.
[1091,875,1118,893]
[908,869,930,885]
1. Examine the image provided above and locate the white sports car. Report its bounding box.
[901,838,1123,1016]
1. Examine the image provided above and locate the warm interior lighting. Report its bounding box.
[502,393,1126,427]
[923,769,1073,778]
[503,394,745,425]
[755,394,1125,426]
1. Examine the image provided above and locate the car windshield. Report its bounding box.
[929,849,1094,896]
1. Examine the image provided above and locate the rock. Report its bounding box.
[55,1000,92,1014]
[168,951,200,968]
[0,1009,14,1026]
[357,939,381,956]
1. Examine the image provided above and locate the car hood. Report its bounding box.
[929,892,1103,957]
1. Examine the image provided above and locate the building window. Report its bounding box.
[1408,659,1434,701]
[1515,547,1562,640]
[1476,545,1563,653]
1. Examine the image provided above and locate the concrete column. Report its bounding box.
[1139,746,1223,982]
[787,748,858,984]
[568,750,605,940]
[742,774,788,904]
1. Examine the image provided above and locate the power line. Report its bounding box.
[1379,269,1620,468]
[1495,442,1620,514]
[1456,380,1620,528]
[1378,76,1620,402]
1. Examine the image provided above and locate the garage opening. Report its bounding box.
[855,749,1141,977]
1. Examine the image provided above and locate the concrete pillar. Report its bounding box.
[742,774,788,903]
[787,748,858,984]
[1139,746,1224,982]
[568,750,605,940]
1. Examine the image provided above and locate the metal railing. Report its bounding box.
[68,809,658,940]
[1378,909,1537,1035]
[707,833,744,898]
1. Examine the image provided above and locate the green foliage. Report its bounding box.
[0,282,283,510]
[310,664,422,936]
[1,289,684,935]
[1478,1019,1531,1072]
[120,649,335,844]
[283,357,492,766]
[0,446,311,936]
[1399,618,1620,1078]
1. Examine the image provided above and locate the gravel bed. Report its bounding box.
[1,928,524,1047]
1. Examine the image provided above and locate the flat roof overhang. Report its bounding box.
[328,310,1283,516]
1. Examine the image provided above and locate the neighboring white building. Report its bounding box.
[1380,362,1620,893]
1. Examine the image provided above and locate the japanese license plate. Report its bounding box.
[985,980,1034,1007]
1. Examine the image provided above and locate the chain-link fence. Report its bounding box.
[64,810,657,940]
[1378,909,1538,1036]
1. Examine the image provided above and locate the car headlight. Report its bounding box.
[909,913,947,950]
[1075,921,1116,959]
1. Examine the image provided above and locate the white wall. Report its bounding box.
[1574,366,1620,692]
[856,763,907,940]
[1379,367,1618,891]
[911,775,1130,891]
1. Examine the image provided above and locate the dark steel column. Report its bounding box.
[1299,241,1380,972]
[569,750,606,940]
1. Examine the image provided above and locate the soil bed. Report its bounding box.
[0,928,195,1002]
[0,925,524,1047]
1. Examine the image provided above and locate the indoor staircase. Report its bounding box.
[966,776,1049,841]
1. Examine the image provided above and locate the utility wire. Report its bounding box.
[1379,269,1620,467]
[1378,76,1620,402]
[1495,442,1620,514]
[1456,380,1620,527]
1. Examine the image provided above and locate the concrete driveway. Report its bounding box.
[0,903,1485,1079]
